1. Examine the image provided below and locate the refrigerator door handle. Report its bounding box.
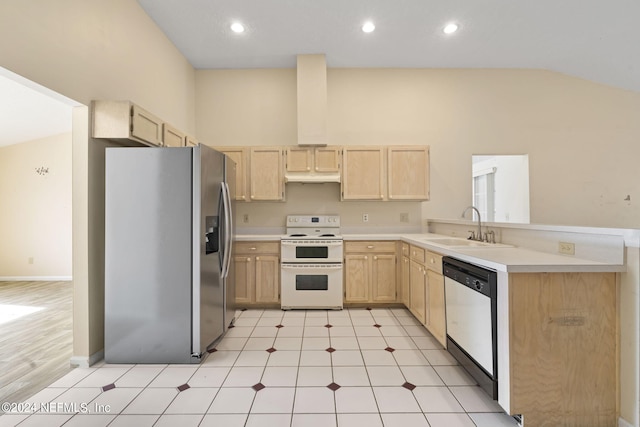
[220,182,233,279]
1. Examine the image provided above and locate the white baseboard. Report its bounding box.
[70,350,104,368]
[0,276,72,281]
[619,417,635,427]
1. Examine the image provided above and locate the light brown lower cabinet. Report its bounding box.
[503,271,616,426]
[344,241,397,303]
[233,241,280,305]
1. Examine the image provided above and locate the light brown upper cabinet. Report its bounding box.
[185,134,198,147]
[216,147,248,202]
[342,145,430,201]
[162,123,185,147]
[250,147,285,201]
[286,146,341,173]
[91,100,164,147]
[341,146,385,200]
[388,146,430,200]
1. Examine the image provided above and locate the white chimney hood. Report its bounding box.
[297,54,327,146]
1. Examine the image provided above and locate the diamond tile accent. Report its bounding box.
[327,382,341,391]
[252,382,266,392]
[402,382,416,391]
[325,347,336,353]
[266,347,277,353]
[385,347,396,352]
[177,383,190,392]
[101,383,116,392]
[207,348,218,353]
[373,324,382,328]
[275,324,284,328]
[324,324,333,328]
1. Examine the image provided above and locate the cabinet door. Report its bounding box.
[427,270,446,347]
[234,256,254,304]
[162,123,185,147]
[342,147,385,200]
[371,254,397,302]
[185,135,198,147]
[409,260,426,324]
[219,147,248,201]
[401,256,411,307]
[255,255,280,303]
[345,254,369,302]
[314,147,341,172]
[286,147,312,172]
[387,146,430,200]
[250,147,284,201]
[131,104,163,146]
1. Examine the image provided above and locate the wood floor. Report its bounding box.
[0,281,73,408]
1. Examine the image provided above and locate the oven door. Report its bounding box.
[280,263,343,310]
[281,239,343,263]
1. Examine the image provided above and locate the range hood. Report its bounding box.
[285,172,340,184]
[297,54,327,146]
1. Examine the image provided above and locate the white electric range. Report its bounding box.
[280,215,344,310]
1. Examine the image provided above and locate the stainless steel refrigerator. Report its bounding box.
[104,144,235,364]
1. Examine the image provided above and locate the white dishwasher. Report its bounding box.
[443,256,498,399]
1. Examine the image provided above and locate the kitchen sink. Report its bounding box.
[421,237,512,248]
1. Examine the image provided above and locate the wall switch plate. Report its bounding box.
[559,242,575,255]
[362,213,369,222]
[243,214,249,223]
[400,213,409,222]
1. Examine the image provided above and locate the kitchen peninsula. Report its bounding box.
[236,221,630,427]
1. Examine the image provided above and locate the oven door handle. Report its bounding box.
[281,264,343,270]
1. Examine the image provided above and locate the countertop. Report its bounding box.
[235,233,625,273]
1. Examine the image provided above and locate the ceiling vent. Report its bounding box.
[297,54,327,146]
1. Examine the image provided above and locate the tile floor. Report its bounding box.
[0,308,519,427]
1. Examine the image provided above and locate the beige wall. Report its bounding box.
[0,134,72,278]
[196,68,640,230]
[0,0,196,361]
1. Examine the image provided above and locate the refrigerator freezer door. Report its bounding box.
[192,145,226,356]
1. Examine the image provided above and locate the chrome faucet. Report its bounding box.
[461,206,483,242]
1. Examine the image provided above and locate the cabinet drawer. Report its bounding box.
[409,245,425,263]
[425,251,443,274]
[401,243,409,257]
[345,241,396,253]
[235,241,280,255]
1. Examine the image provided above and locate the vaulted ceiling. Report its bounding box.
[137,0,640,93]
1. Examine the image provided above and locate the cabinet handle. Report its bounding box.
[374,256,378,260]
[367,245,374,249]
[423,270,426,276]
[307,167,311,171]
[250,247,257,251]
[364,256,368,260]
[246,258,251,262]
[256,256,260,261]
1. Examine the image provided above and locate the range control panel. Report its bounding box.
[286,215,340,227]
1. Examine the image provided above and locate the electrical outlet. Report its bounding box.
[243,214,249,223]
[28,257,34,264]
[362,213,369,222]
[400,213,409,223]
[559,242,575,255]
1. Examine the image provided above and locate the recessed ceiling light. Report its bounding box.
[230,22,245,33]
[443,23,459,34]
[362,22,375,33]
